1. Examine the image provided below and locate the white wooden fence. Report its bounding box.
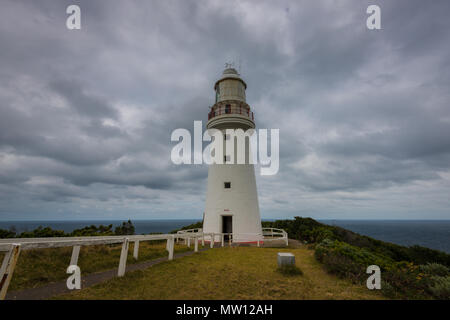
[0,228,288,300]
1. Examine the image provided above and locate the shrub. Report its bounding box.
[419,263,449,277]
[314,239,432,298]
[170,221,202,234]
[382,264,429,299]
[315,239,370,282]
[71,224,115,236]
[114,220,135,235]
[18,226,65,238]
[0,228,16,238]
[427,276,450,299]
[0,221,136,239]
[264,217,450,267]
[263,217,450,299]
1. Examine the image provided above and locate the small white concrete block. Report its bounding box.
[277,252,295,267]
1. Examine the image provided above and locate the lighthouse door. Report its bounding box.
[222,215,232,240]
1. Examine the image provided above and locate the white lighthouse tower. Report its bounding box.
[203,66,263,243]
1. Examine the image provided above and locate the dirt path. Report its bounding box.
[6,248,209,300]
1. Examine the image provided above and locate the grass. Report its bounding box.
[6,241,190,291]
[277,264,303,276]
[54,245,384,300]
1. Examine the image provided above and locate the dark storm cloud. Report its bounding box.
[0,0,449,219]
[50,79,118,119]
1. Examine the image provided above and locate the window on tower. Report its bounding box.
[224,182,231,189]
[225,104,231,114]
[215,86,220,103]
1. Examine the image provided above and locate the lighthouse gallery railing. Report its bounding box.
[208,105,254,121]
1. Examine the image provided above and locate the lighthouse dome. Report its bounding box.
[223,67,238,75]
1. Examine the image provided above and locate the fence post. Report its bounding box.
[210,234,214,248]
[0,244,21,300]
[257,239,260,247]
[194,236,198,252]
[187,237,191,248]
[229,234,232,246]
[70,245,80,266]
[221,234,224,247]
[202,234,205,247]
[133,240,140,260]
[168,236,175,260]
[118,238,129,277]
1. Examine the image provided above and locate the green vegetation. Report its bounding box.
[7,242,190,291]
[170,221,202,234]
[0,220,136,238]
[3,217,448,300]
[55,246,383,300]
[264,217,450,299]
[277,264,303,276]
[0,220,192,292]
[113,220,135,236]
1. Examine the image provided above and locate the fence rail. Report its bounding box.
[0,228,288,300]
[262,228,288,242]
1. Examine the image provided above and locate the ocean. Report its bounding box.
[0,219,199,236]
[0,219,449,253]
[319,220,450,253]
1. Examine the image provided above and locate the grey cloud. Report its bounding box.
[50,79,118,119]
[0,0,449,219]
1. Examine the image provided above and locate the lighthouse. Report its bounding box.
[202,66,263,243]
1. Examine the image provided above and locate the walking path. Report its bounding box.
[5,239,299,300]
[6,248,209,300]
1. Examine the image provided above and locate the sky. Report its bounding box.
[0,0,450,221]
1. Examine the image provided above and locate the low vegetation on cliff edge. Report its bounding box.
[263,217,450,299]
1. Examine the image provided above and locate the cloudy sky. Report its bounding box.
[0,0,449,221]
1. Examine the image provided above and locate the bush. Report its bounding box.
[314,239,432,298]
[114,220,135,235]
[263,217,450,299]
[264,217,450,268]
[419,263,449,277]
[170,221,203,234]
[71,224,115,236]
[0,221,136,238]
[315,239,373,282]
[18,226,65,238]
[382,264,429,299]
[427,276,450,299]
[0,228,16,238]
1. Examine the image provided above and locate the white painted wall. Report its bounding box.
[203,68,262,243]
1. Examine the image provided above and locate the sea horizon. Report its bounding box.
[0,218,449,253]
[1,218,450,222]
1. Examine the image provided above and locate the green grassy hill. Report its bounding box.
[55,245,383,300]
